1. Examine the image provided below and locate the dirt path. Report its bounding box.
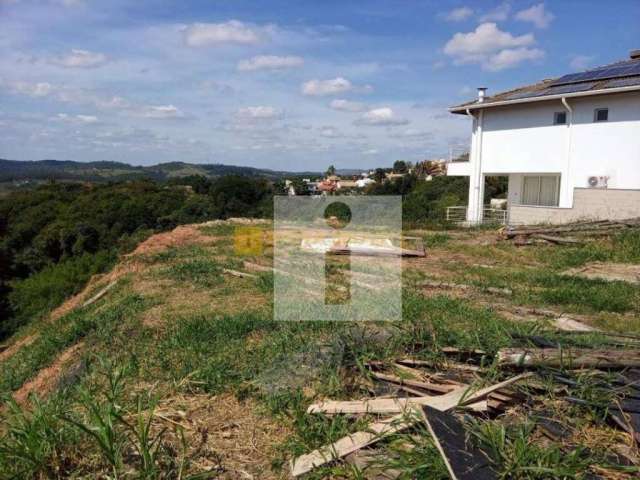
[13,342,85,405]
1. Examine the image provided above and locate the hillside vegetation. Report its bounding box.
[0,159,320,185]
[0,218,639,479]
[0,177,273,339]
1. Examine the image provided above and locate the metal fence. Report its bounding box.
[446,206,508,226]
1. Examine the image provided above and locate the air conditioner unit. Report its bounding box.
[587,175,609,188]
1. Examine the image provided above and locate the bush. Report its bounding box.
[5,251,115,337]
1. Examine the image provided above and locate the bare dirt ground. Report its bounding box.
[13,342,85,405]
[563,262,640,284]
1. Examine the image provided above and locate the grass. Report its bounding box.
[160,258,224,287]
[0,287,147,398]
[1,223,639,479]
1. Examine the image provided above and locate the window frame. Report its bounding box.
[594,108,609,122]
[520,174,561,207]
[553,111,567,125]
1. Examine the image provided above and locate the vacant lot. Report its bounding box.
[1,220,639,479]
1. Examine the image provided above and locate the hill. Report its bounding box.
[0,159,322,184]
[1,218,639,478]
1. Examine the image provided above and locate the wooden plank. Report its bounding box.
[82,281,117,308]
[552,316,598,332]
[533,234,583,245]
[396,358,481,373]
[290,414,410,477]
[497,348,640,369]
[293,373,532,476]
[222,268,258,279]
[420,405,497,480]
[370,371,457,394]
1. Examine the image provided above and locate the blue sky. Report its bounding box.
[1,0,639,170]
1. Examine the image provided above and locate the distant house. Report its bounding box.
[355,178,375,188]
[448,49,640,225]
[385,172,406,181]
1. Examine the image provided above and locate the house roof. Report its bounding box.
[450,56,640,114]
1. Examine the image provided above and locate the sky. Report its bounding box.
[1,1,639,171]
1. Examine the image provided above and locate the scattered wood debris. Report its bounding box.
[503,218,640,245]
[497,347,640,369]
[292,320,640,478]
[222,268,258,279]
[291,372,532,476]
[81,280,118,308]
[420,405,497,480]
[300,236,425,257]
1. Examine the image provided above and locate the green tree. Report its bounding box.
[393,160,408,174]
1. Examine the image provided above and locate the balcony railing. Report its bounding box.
[446,206,508,226]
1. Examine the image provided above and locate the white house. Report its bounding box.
[448,50,640,225]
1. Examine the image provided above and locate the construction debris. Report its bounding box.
[291,373,532,476]
[420,405,497,480]
[504,218,640,244]
[497,347,640,369]
[300,236,425,257]
[222,268,258,279]
[532,234,583,245]
[292,323,640,478]
[81,280,117,308]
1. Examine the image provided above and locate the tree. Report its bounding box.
[393,160,408,174]
[325,165,336,177]
[372,168,387,183]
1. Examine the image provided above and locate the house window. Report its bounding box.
[521,175,560,207]
[554,112,567,125]
[594,108,609,122]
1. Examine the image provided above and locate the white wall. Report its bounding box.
[569,93,640,189]
[474,91,640,208]
[481,102,567,175]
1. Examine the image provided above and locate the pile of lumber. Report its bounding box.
[290,330,640,478]
[291,356,530,478]
[503,218,640,245]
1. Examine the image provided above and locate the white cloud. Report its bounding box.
[53,113,98,123]
[9,81,54,97]
[183,20,263,47]
[51,49,108,68]
[569,54,594,70]
[515,3,554,29]
[484,47,544,71]
[444,7,474,22]
[235,106,283,120]
[237,55,303,71]
[362,148,379,155]
[354,107,409,126]
[141,105,184,119]
[329,99,367,112]
[479,2,511,22]
[301,77,352,96]
[301,77,372,96]
[444,23,542,71]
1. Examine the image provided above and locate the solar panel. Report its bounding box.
[551,61,640,86]
[501,82,596,101]
[603,76,640,88]
[539,83,596,96]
